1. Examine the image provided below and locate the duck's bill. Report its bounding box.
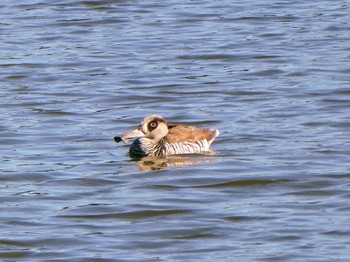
[114,128,145,144]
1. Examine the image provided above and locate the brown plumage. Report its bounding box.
[165,125,217,144]
[114,115,219,157]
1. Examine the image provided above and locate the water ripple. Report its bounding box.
[1,0,350,261]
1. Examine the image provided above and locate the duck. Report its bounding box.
[114,115,219,157]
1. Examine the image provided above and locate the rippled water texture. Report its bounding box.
[1,0,350,261]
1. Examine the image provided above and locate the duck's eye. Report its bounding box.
[150,121,157,128]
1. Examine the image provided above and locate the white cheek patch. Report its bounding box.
[141,124,147,134]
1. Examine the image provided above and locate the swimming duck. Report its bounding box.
[114,115,219,157]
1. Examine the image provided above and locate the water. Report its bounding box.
[1,0,350,261]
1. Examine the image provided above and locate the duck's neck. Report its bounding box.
[131,138,165,156]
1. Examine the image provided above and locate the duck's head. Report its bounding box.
[114,115,169,144]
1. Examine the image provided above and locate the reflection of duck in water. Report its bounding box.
[114,115,219,157]
[133,155,219,171]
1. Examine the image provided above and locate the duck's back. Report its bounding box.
[162,124,219,155]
